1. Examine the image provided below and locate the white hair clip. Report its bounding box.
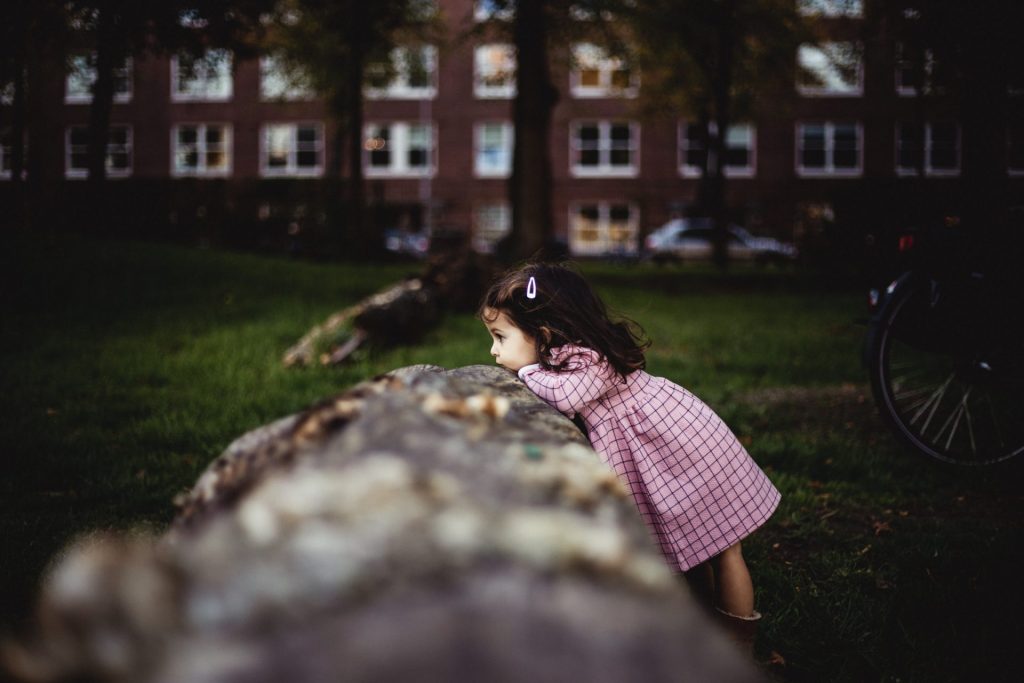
[526,276,537,299]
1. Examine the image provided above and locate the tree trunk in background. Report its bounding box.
[86,10,118,185]
[705,0,736,270]
[958,10,1008,237]
[84,8,121,234]
[344,1,370,259]
[507,0,557,262]
[8,46,27,229]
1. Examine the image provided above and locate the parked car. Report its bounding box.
[644,218,798,264]
[384,228,431,259]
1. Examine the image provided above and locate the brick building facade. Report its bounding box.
[2,0,1022,256]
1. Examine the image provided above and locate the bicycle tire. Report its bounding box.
[866,278,1024,465]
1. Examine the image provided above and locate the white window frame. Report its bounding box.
[568,201,640,256]
[365,45,438,100]
[474,122,514,178]
[171,123,233,177]
[797,42,863,97]
[65,53,132,104]
[260,55,315,101]
[570,120,640,178]
[259,122,324,178]
[895,122,961,177]
[678,121,756,178]
[474,44,516,99]
[65,125,133,179]
[795,121,863,177]
[364,122,437,178]
[474,1,513,22]
[472,202,511,253]
[797,0,863,17]
[171,49,233,102]
[570,43,638,99]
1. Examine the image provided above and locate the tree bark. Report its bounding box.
[345,1,370,258]
[86,9,119,185]
[3,366,762,683]
[706,0,736,270]
[506,0,557,262]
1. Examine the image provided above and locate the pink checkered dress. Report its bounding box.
[519,345,781,571]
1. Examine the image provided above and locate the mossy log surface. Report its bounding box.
[3,365,760,683]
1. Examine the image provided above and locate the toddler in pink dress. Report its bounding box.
[480,263,780,647]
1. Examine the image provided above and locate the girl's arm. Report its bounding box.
[517,348,617,416]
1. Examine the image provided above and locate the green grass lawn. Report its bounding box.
[2,235,1021,681]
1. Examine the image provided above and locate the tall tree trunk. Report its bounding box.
[706,0,736,270]
[8,45,27,230]
[958,9,1007,237]
[85,8,121,234]
[507,0,557,262]
[345,5,369,259]
[86,10,118,184]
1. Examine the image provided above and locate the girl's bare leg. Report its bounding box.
[682,561,716,610]
[712,543,755,617]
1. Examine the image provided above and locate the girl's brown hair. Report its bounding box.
[479,262,649,379]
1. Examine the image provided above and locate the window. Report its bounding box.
[364,122,435,177]
[895,43,948,96]
[474,44,516,98]
[261,123,324,177]
[679,122,756,177]
[473,203,511,253]
[570,121,639,177]
[797,42,863,96]
[65,53,132,104]
[172,50,232,101]
[569,3,616,21]
[797,0,863,16]
[172,124,232,177]
[66,125,132,178]
[896,122,960,176]
[569,202,639,256]
[365,45,437,99]
[570,43,637,98]
[475,1,514,22]
[260,55,314,101]
[796,122,862,176]
[474,122,513,177]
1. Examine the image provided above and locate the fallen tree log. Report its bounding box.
[283,250,496,367]
[3,365,761,683]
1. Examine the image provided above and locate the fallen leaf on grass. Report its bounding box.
[872,520,892,536]
[858,544,872,555]
[767,651,786,667]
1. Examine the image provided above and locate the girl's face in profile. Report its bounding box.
[483,308,539,372]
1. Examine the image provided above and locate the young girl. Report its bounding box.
[479,262,780,647]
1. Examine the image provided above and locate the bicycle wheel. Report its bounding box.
[866,280,1024,464]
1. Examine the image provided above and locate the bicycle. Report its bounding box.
[863,224,1024,465]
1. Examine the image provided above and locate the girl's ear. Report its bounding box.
[537,326,553,346]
